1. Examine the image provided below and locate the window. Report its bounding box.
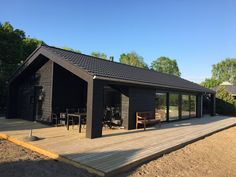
[190,95,196,117]
[155,92,167,121]
[169,93,179,121]
[182,95,190,119]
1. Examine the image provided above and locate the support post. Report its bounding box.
[196,94,203,118]
[86,79,104,139]
[178,94,182,119]
[121,93,129,129]
[166,92,170,121]
[211,93,216,116]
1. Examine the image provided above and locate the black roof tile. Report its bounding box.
[41,45,214,93]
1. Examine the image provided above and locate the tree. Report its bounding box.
[22,38,44,60]
[0,22,43,114]
[91,52,107,59]
[61,46,81,53]
[215,86,236,115]
[212,58,236,85]
[200,78,221,89]
[216,86,235,104]
[151,56,181,76]
[119,52,148,68]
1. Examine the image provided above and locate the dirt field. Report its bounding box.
[0,139,97,177]
[1,126,236,177]
[121,126,236,177]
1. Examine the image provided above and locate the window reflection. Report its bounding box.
[182,95,190,119]
[169,93,179,121]
[190,95,196,117]
[155,92,167,121]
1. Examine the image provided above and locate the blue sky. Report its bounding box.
[1,0,235,83]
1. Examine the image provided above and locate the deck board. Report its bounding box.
[0,115,235,176]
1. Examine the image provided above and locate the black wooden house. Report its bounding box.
[7,45,216,139]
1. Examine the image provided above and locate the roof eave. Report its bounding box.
[94,75,215,94]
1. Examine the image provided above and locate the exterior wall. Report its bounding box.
[52,64,87,114]
[7,82,18,118]
[11,59,54,121]
[34,60,54,121]
[121,93,129,129]
[86,79,105,138]
[128,87,156,129]
[16,75,35,120]
[196,94,203,117]
[210,94,216,116]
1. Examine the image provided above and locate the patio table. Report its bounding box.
[66,113,86,133]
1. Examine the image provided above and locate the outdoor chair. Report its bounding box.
[51,113,59,126]
[51,112,67,127]
[66,108,76,129]
[103,110,112,128]
[136,111,161,130]
[110,112,123,127]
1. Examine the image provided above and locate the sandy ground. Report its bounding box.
[1,126,236,177]
[121,126,236,177]
[0,139,98,177]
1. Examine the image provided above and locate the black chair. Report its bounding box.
[103,110,112,128]
[66,108,76,130]
[111,112,123,127]
[51,113,59,126]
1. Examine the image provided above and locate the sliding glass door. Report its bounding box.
[190,95,196,117]
[155,92,197,122]
[155,92,167,121]
[182,95,190,119]
[169,93,179,121]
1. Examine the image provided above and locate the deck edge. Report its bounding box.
[0,133,106,177]
[105,122,236,177]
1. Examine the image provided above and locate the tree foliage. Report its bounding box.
[0,22,43,113]
[119,52,148,68]
[216,86,235,104]
[212,58,236,85]
[215,86,236,115]
[61,46,81,53]
[151,56,181,76]
[201,58,236,89]
[91,52,107,59]
[200,78,221,89]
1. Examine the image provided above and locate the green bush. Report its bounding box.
[216,98,236,115]
[216,86,236,115]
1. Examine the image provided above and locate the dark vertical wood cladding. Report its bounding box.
[52,64,87,114]
[16,75,35,120]
[128,87,156,129]
[86,79,105,139]
[210,94,216,116]
[196,94,203,117]
[121,92,129,129]
[34,60,53,121]
[8,58,54,121]
[178,94,182,119]
[166,92,170,121]
[7,82,18,118]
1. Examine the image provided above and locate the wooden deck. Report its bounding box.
[0,115,236,176]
